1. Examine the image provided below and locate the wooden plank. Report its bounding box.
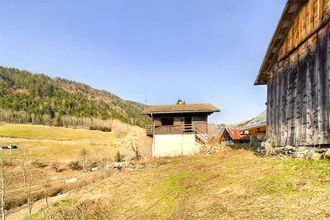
[301,55,308,144]
[327,23,330,144]
[295,55,303,146]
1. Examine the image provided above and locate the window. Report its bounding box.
[161,118,174,126]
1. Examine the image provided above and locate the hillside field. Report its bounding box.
[0,122,151,161]
[1,122,152,220]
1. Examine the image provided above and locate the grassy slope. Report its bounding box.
[2,123,151,217]
[0,123,151,161]
[29,149,330,220]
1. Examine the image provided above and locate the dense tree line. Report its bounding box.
[0,67,151,128]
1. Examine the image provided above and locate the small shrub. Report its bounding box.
[114,130,127,138]
[68,161,82,171]
[131,143,142,160]
[89,126,112,132]
[3,160,15,167]
[115,151,123,162]
[90,161,102,168]
[31,161,47,169]
[51,162,63,172]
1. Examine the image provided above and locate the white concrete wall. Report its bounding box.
[153,134,199,157]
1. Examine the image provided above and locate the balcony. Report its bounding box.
[145,124,208,144]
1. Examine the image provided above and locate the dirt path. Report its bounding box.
[7,193,69,220]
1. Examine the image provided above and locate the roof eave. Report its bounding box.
[255,0,304,85]
[241,123,267,131]
[142,109,220,116]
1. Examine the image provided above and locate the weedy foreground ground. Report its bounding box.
[27,148,330,220]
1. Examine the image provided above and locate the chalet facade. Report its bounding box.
[142,102,219,157]
[256,0,330,147]
[241,111,267,141]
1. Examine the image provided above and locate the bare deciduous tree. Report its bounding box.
[0,156,11,220]
[21,151,33,215]
[80,148,88,172]
[42,174,51,208]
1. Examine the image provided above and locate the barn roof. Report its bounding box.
[222,128,249,141]
[241,110,267,131]
[141,103,220,115]
[255,0,304,85]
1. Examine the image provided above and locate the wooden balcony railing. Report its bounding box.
[145,123,208,144]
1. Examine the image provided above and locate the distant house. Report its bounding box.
[142,101,220,157]
[241,111,267,141]
[219,128,250,145]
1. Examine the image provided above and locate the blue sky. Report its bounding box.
[0,0,286,124]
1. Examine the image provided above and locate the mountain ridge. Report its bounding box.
[0,66,150,128]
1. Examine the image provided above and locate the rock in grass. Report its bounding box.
[65,177,78,183]
[324,149,330,160]
[311,152,322,161]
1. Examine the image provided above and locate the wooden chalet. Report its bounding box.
[241,111,267,139]
[142,101,219,157]
[256,0,330,147]
[219,128,250,145]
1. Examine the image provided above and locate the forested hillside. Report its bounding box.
[0,66,150,128]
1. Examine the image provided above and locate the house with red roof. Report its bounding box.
[219,128,250,145]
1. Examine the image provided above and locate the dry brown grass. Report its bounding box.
[6,159,113,213]
[0,122,151,219]
[28,148,330,220]
[0,123,151,161]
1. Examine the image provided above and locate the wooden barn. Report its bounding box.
[255,0,330,147]
[142,101,219,157]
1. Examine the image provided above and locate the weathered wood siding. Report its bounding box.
[279,0,330,60]
[152,113,208,135]
[155,125,182,135]
[267,18,330,147]
[192,115,208,134]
